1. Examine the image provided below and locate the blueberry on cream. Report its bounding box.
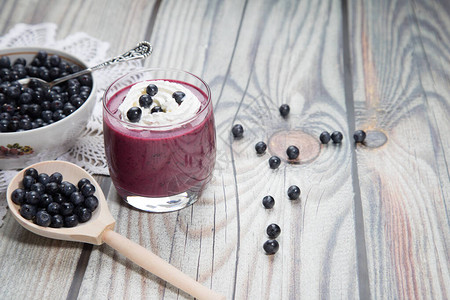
[120,80,201,127]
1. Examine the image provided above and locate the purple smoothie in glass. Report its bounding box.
[103,72,215,207]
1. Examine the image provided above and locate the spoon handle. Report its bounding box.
[51,41,152,86]
[102,229,225,300]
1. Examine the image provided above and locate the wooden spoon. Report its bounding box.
[6,160,224,300]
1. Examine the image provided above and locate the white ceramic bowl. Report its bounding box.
[0,47,96,170]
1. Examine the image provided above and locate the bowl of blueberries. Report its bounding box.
[0,47,96,170]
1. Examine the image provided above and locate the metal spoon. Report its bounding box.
[6,160,224,300]
[17,41,153,89]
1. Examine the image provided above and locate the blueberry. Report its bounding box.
[319,131,331,144]
[60,181,76,197]
[77,207,92,223]
[49,172,63,184]
[20,204,37,220]
[262,195,275,209]
[49,55,61,67]
[172,91,185,105]
[286,145,299,159]
[127,106,142,122]
[287,185,301,200]
[279,104,290,117]
[8,119,19,132]
[77,178,91,189]
[263,240,279,255]
[41,110,52,122]
[139,94,153,108]
[39,194,53,208]
[14,57,26,66]
[49,67,60,79]
[0,56,11,68]
[0,119,9,132]
[255,141,267,154]
[151,106,164,113]
[70,96,84,108]
[64,214,79,227]
[63,104,76,115]
[25,191,41,205]
[11,188,26,205]
[50,100,64,111]
[84,196,99,211]
[47,202,61,215]
[0,112,10,120]
[19,92,32,105]
[30,182,46,194]
[52,193,65,204]
[60,202,74,216]
[35,210,51,227]
[37,173,50,185]
[80,183,95,197]
[22,175,36,190]
[146,84,158,96]
[52,110,65,121]
[70,191,85,206]
[39,68,50,81]
[78,74,92,86]
[69,64,81,74]
[231,124,244,138]
[268,156,281,169]
[45,182,59,194]
[266,223,281,239]
[18,118,31,130]
[28,104,42,118]
[67,85,80,96]
[24,168,39,179]
[353,130,366,143]
[331,131,343,143]
[50,214,64,228]
[36,50,48,62]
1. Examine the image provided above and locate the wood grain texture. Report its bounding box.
[1,0,448,299]
[79,0,360,299]
[348,0,450,298]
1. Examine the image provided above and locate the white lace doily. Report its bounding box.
[0,23,144,226]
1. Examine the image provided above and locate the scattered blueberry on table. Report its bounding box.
[319,131,331,144]
[353,130,366,143]
[263,239,280,255]
[262,195,275,209]
[255,141,267,154]
[331,131,343,143]
[231,124,244,138]
[279,104,290,117]
[286,145,299,160]
[287,185,301,200]
[266,223,281,239]
[268,156,281,169]
[11,167,99,228]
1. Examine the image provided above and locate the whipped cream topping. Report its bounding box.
[118,80,201,127]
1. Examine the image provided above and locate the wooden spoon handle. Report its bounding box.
[101,229,225,300]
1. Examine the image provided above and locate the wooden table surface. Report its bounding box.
[0,0,449,299]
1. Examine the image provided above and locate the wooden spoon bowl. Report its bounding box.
[6,160,224,300]
[6,160,115,245]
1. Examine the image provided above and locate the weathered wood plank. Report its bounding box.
[80,0,360,299]
[0,0,158,299]
[348,0,450,298]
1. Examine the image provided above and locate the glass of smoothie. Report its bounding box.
[103,68,216,212]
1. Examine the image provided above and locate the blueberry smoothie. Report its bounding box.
[103,70,215,211]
